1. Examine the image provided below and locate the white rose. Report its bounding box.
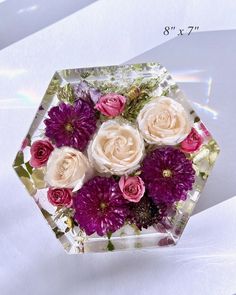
[88,120,144,175]
[45,147,93,191]
[137,96,191,145]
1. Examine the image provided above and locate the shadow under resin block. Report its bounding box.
[13,63,220,254]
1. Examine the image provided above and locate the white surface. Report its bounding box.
[0,1,236,294]
[1,192,236,295]
[0,0,97,49]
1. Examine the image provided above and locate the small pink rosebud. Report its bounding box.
[95,93,126,117]
[21,137,30,151]
[180,128,203,153]
[30,140,54,168]
[200,123,211,137]
[119,176,145,203]
[47,187,73,207]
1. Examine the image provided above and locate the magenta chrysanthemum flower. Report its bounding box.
[73,176,129,236]
[141,147,195,204]
[129,196,167,230]
[44,99,97,151]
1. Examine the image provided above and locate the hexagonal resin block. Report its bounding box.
[13,63,220,254]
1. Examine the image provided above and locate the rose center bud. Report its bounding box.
[62,158,71,170]
[55,191,63,202]
[37,148,45,157]
[191,134,198,141]
[126,184,138,194]
[162,169,172,178]
[156,111,171,128]
[107,98,117,103]
[114,137,126,153]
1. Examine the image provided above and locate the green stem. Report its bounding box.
[107,232,115,251]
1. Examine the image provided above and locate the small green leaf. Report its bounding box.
[46,75,60,96]
[65,217,74,229]
[133,64,144,71]
[25,161,33,174]
[135,242,142,248]
[123,93,152,122]
[52,227,64,239]
[194,116,200,123]
[20,177,36,196]
[112,175,120,181]
[13,151,24,167]
[140,78,159,91]
[131,170,141,177]
[31,168,46,189]
[15,165,30,178]
[41,208,52,219]
[107,232,115,251]
[80,71,90,79]
[99,113,109,123]
[161,89,170,96]
[57,83,75,104]
[107,240,115,251]
[199,172,208,180]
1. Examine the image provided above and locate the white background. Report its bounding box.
[0,1,236,294]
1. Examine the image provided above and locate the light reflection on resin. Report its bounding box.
[174,70,218,119]
[193,102,218,120]
[0,68,27,79]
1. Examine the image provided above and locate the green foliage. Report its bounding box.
[107,232,115,251]
[25,161,33,175]
[139,78,159,92]
[122,78,160,122]
[15,166,30,178]
[122,93,152,122]
[199,172,209,180]
[13,151,24,167]
[41,208,52,219]
[107,240,115,251]
[57,83,75,104]
[80,71,91,79]
[46,75,60,96]
[52,227,65,239]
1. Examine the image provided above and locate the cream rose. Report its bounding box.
[88,120,144,175]
[45,147,93,191]
[137,96,191,145]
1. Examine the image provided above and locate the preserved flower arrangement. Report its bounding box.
[13,63,220,253]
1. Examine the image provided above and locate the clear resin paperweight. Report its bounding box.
[13,63,220,254]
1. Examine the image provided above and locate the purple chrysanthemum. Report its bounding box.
[129,196,167,230]
[73,176,129,236]
[73,81,101,105]
[44,99,97,151]
[141,147,195,204]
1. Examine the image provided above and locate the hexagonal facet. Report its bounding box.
[13,63,220,254]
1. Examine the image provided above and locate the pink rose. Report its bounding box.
[95,93,126,117]
[119,176,145,203]
[21,137,30,151]
[30,140,54,168]
[47,187,73,207]
[180,128,203,153]
[200,123,211,137]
